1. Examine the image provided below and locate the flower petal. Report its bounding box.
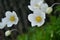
[31,22,36,27]
[4,17,13,27]
[7,22,13,27]
[37,20,45,27]
[30,0,44,5]
[28,5,35,11]
[2,18,7,23]
[5,11,12,17]
[41,3,48,12]
[13,16,19,25]
[34,10,46,19]
[1,18,7,28]
[28,14,36,22]
[12,11,17,16]
[0,23,5,29]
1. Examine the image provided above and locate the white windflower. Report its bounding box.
[3,11,19,27]
[28,11,45,27]
[28,0,48,12]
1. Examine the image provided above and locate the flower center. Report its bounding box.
[36,16,42,22]
[10,16,15,22]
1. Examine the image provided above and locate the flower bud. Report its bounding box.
[5,30,11,36]
[46,7,53,14]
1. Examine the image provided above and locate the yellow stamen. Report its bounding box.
[10,16,15,22]
[36,16,42,22]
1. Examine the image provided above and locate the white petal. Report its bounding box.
[28,5,35,11]
[1,18,7,28]
[28,14,36,22]
[3,17,13,27]
[37,20,45,27]
[0,23,5,29]
[41,3,48,12]
[6,18,14,27]
[2,18,7,23]
[34,11,46,19]
[7,23,13,27]
[0,18,7,29]
[12,11,17,16]
[31,22,36,27]
[5,11,17,17]
[12,11,19,24]
[5,11,12,17]
[28,5,40,11]
[30,0,39,5]
[30,0,44,5]
[13,16,19,25]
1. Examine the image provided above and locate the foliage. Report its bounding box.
[17,34,28,40]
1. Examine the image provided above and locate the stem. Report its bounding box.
[51,3,60,7]
[11,29,17,32]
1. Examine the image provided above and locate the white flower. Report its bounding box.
[4,11,19,27]
[5,30,11,36]
[28,0,48,12]
[28,11,45,27]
